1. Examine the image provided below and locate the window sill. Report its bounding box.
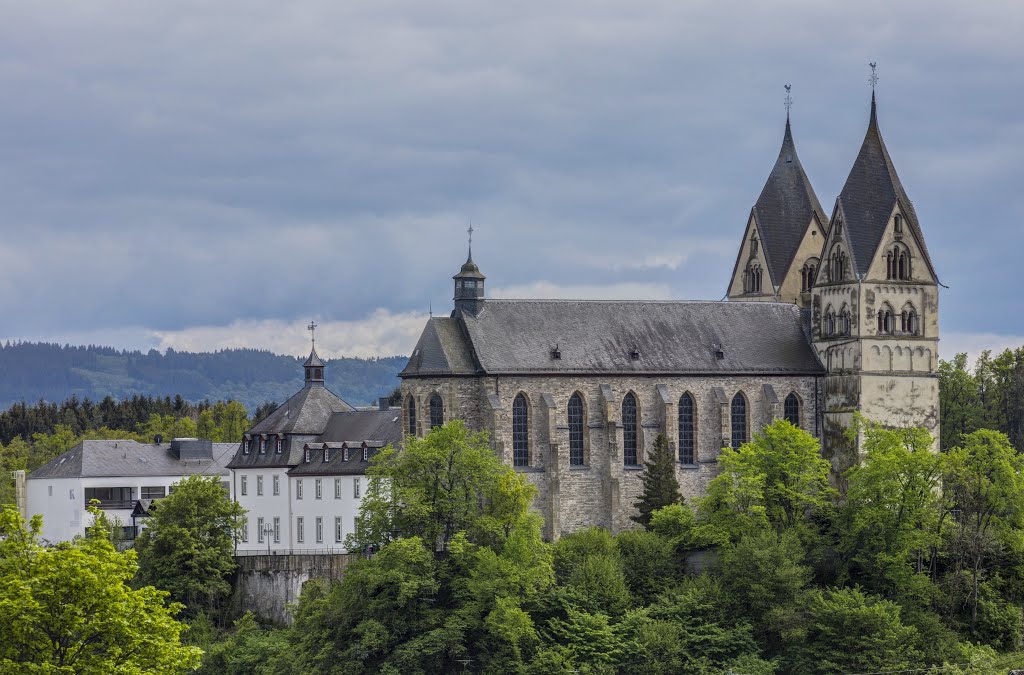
[623,464,644,472]
[569,464,591,471]
[678,463,700,470]
[515,466,545,474]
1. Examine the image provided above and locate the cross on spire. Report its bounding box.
[784,83,793,118]
[869,62,879,92]
[307,320,317,346]
[467,221,474,260]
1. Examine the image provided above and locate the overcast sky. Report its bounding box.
[1,1,1021,363]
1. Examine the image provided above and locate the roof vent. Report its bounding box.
[713,344,725,360]
[551,345,561,360]
[154,434,163,445]
[786,153,793,163]
[630,347,641,361]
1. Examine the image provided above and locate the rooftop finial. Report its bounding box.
[869,62,878,96]
[784,83,792,119]
[307,320,317,346]
[467,221,474,261]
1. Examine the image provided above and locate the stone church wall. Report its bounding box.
[402,373,819,539]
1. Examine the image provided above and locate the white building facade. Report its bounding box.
[25,438,236,543]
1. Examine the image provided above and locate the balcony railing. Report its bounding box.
[90,499,136,510]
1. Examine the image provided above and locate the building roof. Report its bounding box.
[402,300,824,377]
[751,118,828,284]
[288,443,384,477]
[27,440,236,480]
[836,95,935,278]
[303,346,326,368]
[245,382,353,436]
[287,408,401,476]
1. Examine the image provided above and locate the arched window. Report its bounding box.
[894,214,903,235]
[678,393,695,464]
[901,305,919,335]
[823,307,836,337]
[801,259,818,292]
[730,393,747,449]
[407,396,417,436]
[829,245,847,282]
[743,263,763,294]
[839,305,852,336]
[568,393,585,466]
[887,244,911,281]
[784,392,801,427]
[622,393,638,466]
[429,394,444,429]
[512,394,529,467]
[877,306,895,335]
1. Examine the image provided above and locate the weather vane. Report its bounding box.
[307,320,317,346]
[869,62,878,92]
[784,84,793,116]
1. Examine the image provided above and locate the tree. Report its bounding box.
[939,353,983,450]
[942,429,1024,636]
[782,587,921,674]
[841,419,944,599]
[134,474,245,618]
[632,433,682,528]
[698,419,834,542]
[350,421,538,552]
[0,507,201,673]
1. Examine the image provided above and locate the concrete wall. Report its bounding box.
[232,553,357,624]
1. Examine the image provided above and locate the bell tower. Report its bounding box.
[453,224,485,316]
[812,83,940,471]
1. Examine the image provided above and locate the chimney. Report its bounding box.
[12,470,26,520]
[378,397,389,411]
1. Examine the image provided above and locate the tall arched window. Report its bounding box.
[743,263,762,294]
[731,393,747,449]
[429,394,444,429]
[622,393,638,466]
[407,396,417,436]
[801,259,818,292]
[784,392,801,427]
[568,393,585,466]
[512,393,529,467]
[823,306,836,337]
[678,393,695,464]
[829,245,847,282]
[887,244,911,280]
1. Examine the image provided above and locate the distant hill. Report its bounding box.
[0,342,407,412]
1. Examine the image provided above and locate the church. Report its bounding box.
[399,92,940,539]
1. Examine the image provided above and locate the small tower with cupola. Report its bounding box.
[453,226,485,316]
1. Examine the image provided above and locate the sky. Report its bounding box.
[1,1,1021,364]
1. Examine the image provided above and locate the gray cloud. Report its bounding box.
[0,0,1022,356]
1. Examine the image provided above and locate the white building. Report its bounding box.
[228,344,402,553]
[25,437,236,543]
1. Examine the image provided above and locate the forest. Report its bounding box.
[0,341,405,410]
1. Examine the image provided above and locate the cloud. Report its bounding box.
[940,332,1024,368]
[151,309,428,359]
[490,281,673,301]
[0,0,1020,351]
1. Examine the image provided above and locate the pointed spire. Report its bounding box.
[466,222,474,263]
[744,108,827,287]
[302,321,325,384]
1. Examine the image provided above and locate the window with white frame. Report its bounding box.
[315,517,323,543]
[257,475,263,496]
[353,477,361,499]
[334,478,341,499]
[362,446,368,461]
[276,437,283,453]
[273,516,280,543]
[141,486,166,500]
[240,517,248,543]
[315,479,322,500]
[296,479,303,500]
[272,475,280,496]
[240,475,247,496]
[257,517,265,543]
[296,516,304,543]
[335,517,343,543]
[259,438,265,454]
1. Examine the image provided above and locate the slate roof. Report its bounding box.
[836,95,935,278]
[246,383,353,436]
[402,300,824,377]
[751,118,828,284]
[303,346,326,368]
[400,317,477,377]
[288,407,402,476]
[27,440,237,480]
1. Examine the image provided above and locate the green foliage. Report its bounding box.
[351,421,539,552]
[783,587,921,674]
[631,433,682,529]
[698,419,835,542]
[0,507,201,673]
[194,612,292,675]
[134,474,245,619]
